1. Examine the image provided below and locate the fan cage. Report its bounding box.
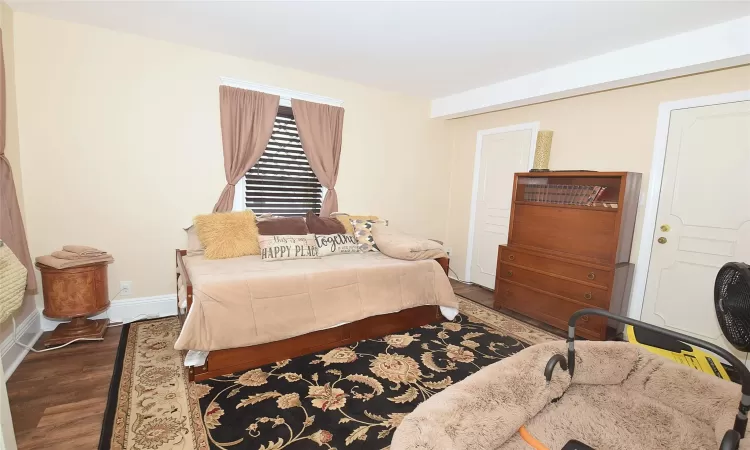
[715,263,750,352]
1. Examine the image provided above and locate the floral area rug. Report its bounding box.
[99,297,559,450]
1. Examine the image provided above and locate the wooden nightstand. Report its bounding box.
[37,261,110,347]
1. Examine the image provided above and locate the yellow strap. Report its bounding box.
[519,425,549,450]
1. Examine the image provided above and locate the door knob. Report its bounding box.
[660,224,670,232]
[658,237,667,244]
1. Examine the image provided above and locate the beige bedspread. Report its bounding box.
[174,252,457,352]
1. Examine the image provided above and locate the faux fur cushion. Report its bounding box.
[392,341,744,450]
[256,216,309,235]
[193,210,260,259]
[306,211,346,234]
[331,213,380,235]
[258,234,319,261]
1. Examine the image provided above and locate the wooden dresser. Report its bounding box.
[494,171,641,340]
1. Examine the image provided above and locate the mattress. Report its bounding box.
[174,252,457,352]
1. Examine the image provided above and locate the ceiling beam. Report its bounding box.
[431,16,750,119]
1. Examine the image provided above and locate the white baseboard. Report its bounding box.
[40,294,177,331]
[1,309,42,380]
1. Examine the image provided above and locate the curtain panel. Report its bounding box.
[0,30,36,294]
[291,99,344,217]
[213,86,280,212]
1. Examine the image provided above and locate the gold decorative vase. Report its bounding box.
[531,130,553,172]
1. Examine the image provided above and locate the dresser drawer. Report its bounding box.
[499,246,610,286]
[495,280,606,339]
[497,263,609,309]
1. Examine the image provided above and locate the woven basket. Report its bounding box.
[0,241,27,323]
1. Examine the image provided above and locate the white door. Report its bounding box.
[468,126,536,288]
[640,100,750,359]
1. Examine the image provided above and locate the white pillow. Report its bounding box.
[184,225,204,256]
[370,223,447,261]
[315,234,361,257]
[258,234,319,262]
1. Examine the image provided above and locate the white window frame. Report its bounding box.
[222,77,343,213]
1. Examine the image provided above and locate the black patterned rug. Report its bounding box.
[194,300,559,449]
[99,298,558,449]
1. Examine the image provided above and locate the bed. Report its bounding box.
[175,249,456,381]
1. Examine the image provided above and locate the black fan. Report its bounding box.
[715,262,750,352]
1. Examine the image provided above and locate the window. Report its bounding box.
[243,105,323,216]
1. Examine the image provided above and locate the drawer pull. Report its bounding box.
[587,272,595,280]
[506,270,513,277]
[582,316,590,323]
[583,292,592,300]
[508,254,515,261]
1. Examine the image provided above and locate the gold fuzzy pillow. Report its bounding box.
[193,211,260,259]
[333,214,380,234]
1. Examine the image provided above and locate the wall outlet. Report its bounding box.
[119,281,132,297]
[445,247,452,257]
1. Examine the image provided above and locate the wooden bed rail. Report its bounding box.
[175,250,450,381]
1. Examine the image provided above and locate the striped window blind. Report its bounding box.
[244,106,323,216]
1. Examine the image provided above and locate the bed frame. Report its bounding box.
[176,250,451,381]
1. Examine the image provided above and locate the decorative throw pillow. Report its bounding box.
[258,234,319,261]
[257,217,309,235]
[351,219,388,252]
[370,223,447,261]
[332,214,381,234]
[194,211,260,259]
[314,234,361,257]
[184,225,204,256]
[306,211,346,234]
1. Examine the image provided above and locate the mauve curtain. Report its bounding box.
[0,31,36,294]
[291,99,344,216]
[213,86,280,212]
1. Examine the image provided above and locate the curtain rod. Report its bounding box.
[219,76,344,107]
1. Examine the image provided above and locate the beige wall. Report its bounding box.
[445,65,750,281]
[12,13,451,301]
[0,4,37,347]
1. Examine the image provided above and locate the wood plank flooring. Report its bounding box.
[450,279,567,338]
[7,327,122,450]
[451,279,494,308]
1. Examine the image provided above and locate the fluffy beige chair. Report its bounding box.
[392,341,748,450]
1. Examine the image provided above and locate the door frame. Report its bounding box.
[465,122,539,284]
[626,90,750,319]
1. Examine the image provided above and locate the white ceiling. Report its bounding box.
[10,1,750,98]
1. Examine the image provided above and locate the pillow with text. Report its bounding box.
[258,234,319,262]
[315,233,361,257]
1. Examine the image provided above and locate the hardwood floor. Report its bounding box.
[450,279,568,338]
[7,327,122,450]
[450,279,494,308]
